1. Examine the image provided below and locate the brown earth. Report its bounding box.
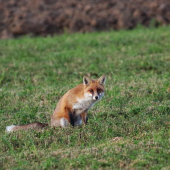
[0,0,170,39]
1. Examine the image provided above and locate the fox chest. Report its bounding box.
[73,98,95,115]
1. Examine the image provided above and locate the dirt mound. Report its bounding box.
[0,0,170,39]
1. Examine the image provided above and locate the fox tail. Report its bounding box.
[6,122,48,133]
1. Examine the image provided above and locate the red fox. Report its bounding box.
[6,75,106,132]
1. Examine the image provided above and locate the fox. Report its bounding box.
[6,75,106,132]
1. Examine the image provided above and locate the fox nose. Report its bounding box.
[95,96,98,100]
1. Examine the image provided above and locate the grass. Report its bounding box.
[1,26,170,169]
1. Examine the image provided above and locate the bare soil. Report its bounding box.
[0,0,170,39]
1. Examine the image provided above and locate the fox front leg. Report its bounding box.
[81,112,88,126]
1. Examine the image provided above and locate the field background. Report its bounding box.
[1,26,170,169]
[1,0,170,39]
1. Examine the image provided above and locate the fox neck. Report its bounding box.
[73,91,104,115]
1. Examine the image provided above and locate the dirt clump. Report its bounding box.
[0,0,170,39]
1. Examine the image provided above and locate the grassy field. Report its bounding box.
[1,26,170,169]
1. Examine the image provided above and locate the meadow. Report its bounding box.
[0,26,170,169]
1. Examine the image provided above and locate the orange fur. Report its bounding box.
[6,75,106,132]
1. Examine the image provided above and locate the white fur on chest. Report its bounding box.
[73,94,96,115]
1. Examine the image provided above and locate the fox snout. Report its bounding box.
[93,95,99,100]
[93,92,104,100]
[95,96,98,100]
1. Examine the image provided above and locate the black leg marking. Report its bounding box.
[69,111,74,127]
[85,116,88,124]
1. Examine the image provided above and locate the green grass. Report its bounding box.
[1,26,170,169]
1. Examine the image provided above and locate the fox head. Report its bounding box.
[83,75,106,101]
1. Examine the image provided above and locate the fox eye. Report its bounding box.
[89,89,93,93]
[97,89,102,93]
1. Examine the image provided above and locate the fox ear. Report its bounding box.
[98,75,106,85]
[83,76,92,85]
